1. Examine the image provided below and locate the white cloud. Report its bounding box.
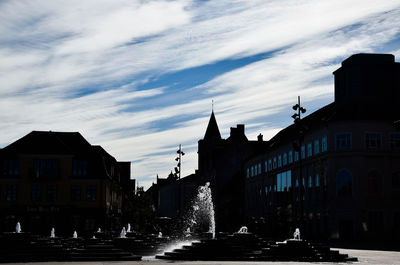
[1,0,400,189]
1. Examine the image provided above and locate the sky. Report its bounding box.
[1,0,400,189]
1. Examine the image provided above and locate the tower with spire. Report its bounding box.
[197,110,267,232]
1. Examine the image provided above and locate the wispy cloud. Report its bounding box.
[1,0,400,189]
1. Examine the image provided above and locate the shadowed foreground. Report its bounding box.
[1,249,399,265]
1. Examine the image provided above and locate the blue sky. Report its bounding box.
[1,0,400,189]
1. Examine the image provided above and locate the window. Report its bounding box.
[368,170,382,197]
[246,168,249,178]
[31,185,42,202]
[288,151,293,164]
[86,185,97,201]
[294,151,299,162]
[283,153,287,166]
[6,185,17,201]
[258,163,262,175]
[321,136,328,152]
[308,175,313,188]
[301,145,305,159]
[251,166,254,177]
[314,140,320,155]
[268,160,272,171]
[2,159,19,176]
[277,173,281,192]
[336,133,352,150]
[307,143,312,157]
[390,133,400,150]
[273,157,277,169]
[368,211,383,232]
[46,186,57,202]
[264,161,268,173]
[276,170,292,192]
[278,156,282,167]
[34,159,59,178]
[336,169,353,196]
[73,160,87,176]
[365,133,381,149]
[71,185,82,201]
[287,170,291,189]
[315,174,320,187]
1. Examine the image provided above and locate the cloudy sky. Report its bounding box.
[1,0,400,189]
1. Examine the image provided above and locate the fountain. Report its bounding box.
[73,231,78,239]
[237,226,248,233]
[15,222,21,233]
[293,228,300,240]
[50,228,55,238]
[127,223,131,233]
[120,227,127,238]
[97,228,101,233]
[185,182,215,239]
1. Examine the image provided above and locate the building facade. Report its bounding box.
[245,54,400,241]
[0,131,134,236]
[197,112,267,232]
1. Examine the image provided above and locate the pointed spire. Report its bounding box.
[204,111,221,141]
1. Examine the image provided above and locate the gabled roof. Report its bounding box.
[204,111,221,141]
[1,131,92,155]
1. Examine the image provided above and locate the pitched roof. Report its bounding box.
[1,131,92,155]
[204,111,222,141]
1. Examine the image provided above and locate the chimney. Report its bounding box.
[230,124,245,138]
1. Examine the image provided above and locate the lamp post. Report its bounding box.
[292,96,306,234]
[174,145,185,216]
[174,144,185,179]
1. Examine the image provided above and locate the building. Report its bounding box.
[149,112,267,234]
[0,131,134,236]
[244,53,400,241]
[197,112,267,232]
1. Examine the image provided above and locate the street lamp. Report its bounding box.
[292,96,306,234]
[174,144,185,179]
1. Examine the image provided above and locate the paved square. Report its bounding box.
[2,248,399,265]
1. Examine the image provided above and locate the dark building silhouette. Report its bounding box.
[148,113,267,233]
[245,53,400,241]
[0,131,135,236]
[150,172,197,218]
[197,112,267,232]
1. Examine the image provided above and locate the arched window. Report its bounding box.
[336,169,353,196]
[367,170,382,197]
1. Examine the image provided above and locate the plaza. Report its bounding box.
[1,249,399,265]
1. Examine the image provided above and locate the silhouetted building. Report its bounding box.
[245,53,400,242]
[198,112,267,232]
[0,131,134,236]
[151,172,196,218]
